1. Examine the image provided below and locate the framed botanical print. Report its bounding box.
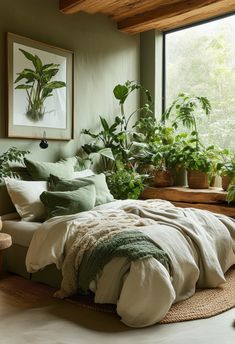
[7,32,74,140]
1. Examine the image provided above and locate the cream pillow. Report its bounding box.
[4,178,47,222]
[72,169,94,179]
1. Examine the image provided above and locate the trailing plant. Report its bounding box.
[14,49,66,122]
[0,147,30,180]
[106,167,145,200]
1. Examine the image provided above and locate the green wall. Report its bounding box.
[140,30,163,118]
[0,0,139,161]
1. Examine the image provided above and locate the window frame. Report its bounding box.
[162,11,235,113]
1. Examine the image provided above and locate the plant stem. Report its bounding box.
[192,114,199,150]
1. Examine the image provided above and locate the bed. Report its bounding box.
[3,198,235,327]
[1,163,235,328]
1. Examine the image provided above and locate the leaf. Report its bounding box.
[43,68,60,81]
[145,90,152,103]
[97,148,115,160]
[89,148,115,162]
[34,54,43,73]
[41,88,53,99]
[19,49,43,72]
[113,84,129,103]
[46,81,66,89]
[15,70,39,83]
[42,63,59,71]
[227,184,235,204]
[19,49,36,64]
[100,117,110,132]
[15,84,32,90]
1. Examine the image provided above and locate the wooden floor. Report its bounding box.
[0,273,56,316]
[1,272,235,344]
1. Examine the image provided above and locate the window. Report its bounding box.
[164,14,235,151]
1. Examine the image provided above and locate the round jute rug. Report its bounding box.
[68,268,235,324]
[160,268,235,324]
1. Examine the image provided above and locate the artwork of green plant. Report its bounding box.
[14,49,66,122]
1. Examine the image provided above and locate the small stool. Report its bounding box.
[0,233,12,273]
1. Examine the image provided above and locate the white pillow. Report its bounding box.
[73,169,94,179]
[4,178,47,222]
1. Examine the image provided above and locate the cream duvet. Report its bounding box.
[26,200,235,327]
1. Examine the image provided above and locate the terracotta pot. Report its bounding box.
[154,170,174,187]
[221,175,232,191]
[187,170,209,189]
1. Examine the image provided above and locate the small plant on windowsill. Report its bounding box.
[179,141,214,189]
[162,93,212,189]
[0,147,30,181]
[216,150,235,191]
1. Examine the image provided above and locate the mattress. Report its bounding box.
[2,219,62,288]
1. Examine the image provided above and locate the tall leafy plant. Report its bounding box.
[82,80,153,169]
[162,93,211,150]
[15,49,66,122]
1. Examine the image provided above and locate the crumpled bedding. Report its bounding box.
[26,199,235,327]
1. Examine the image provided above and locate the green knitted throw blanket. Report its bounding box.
[77,230,172,294]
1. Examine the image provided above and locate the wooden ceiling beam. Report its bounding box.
[111,0,180,22]
[117,0,235,34]
[60,0,121,14]
[60,0,235,34]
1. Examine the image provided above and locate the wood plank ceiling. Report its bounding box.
[60,0,235,34]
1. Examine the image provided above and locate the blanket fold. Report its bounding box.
[78,230,172,293]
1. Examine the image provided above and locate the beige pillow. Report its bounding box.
[4,178,47,222]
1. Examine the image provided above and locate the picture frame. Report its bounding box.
[7,32,74,140]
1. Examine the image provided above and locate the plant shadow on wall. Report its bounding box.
[14,49,65,122]
[82,82,235,203]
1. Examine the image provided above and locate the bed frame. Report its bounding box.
[0,184,62,288]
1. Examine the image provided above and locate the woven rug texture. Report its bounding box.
[68,268,235,324]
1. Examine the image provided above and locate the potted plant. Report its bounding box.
[133,115,183,186]
[106,164,145,200]
[82,80,153,171]
[151,144,176,187]
[179,142,213,188]
[216,151,235,191]
[162,93,212,189]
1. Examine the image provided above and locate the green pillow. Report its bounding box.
[80,174,114,205]
[24,157,77,180]
[49,174,92,191]
[40,184,96,218]
[49,173,114,206]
